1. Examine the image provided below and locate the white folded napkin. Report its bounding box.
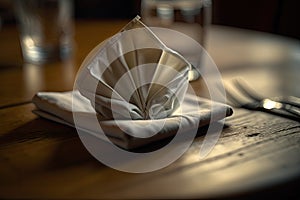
[75,16,192,121]
[32,16,232,150]
[32,90,232,149]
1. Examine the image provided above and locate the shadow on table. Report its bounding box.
[1,117,229,172]
[0,118,101,170]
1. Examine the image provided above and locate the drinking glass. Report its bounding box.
[14,0,74,64]
[141,0,212,81]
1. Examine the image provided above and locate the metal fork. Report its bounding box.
[224,78,300,121]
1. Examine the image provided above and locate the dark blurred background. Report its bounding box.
[212,0,300,40]
[0,0,300,39]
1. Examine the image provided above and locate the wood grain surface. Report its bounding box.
[0,20,299,199]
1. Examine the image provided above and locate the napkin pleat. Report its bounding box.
[32,90,232,149]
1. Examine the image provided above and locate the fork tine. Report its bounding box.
[224,87,240,107]
[233,78,262,101]
[234,78,300,109]
[223,78,300,121]
[223,81,248,107]
[278,96,300,109]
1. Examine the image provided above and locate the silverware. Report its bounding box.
[224,78,300,121]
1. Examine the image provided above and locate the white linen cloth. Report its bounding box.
[32,90,232,149]
[32,16,233,149]
[75,16,191,121]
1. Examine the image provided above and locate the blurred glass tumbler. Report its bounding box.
[141,0,212,81]
[14,0,74,64]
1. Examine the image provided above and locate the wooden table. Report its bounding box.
[0,20,300,199]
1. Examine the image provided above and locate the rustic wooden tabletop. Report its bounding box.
[0,20,299,199]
